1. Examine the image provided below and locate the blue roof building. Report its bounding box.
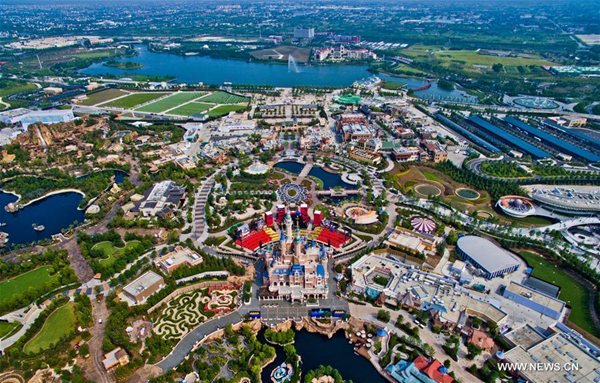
[505,116,600,162]
[468,115,550,158]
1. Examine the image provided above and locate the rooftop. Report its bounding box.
[457,235,520,275]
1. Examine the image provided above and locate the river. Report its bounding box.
[259,329,386,383]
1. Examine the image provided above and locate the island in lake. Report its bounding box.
[103,60,143,70]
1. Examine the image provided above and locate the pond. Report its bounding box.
[81,45,372,87]
[379,74,478,104]
[414,184,442,197]
[308,167,355,190]
[274,161,305,175]
[455,188,480,200]
[0,191,85,249]
[259,329,386,383]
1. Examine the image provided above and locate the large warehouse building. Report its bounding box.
[456,235,520,279]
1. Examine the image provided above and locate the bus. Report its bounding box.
[309,308,331,318]
[332,309,346,318]
[248,310,261,319]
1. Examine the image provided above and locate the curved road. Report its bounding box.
[155,311,243,373]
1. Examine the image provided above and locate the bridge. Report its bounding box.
[316,189,361,197]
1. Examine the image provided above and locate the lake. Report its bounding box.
[259,329,386,383]
[0,170,127,249]
[81,45,372,87]
[0,191,85,249]
[81,45,477,102]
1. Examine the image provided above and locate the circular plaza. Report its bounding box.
[277,183,308,204]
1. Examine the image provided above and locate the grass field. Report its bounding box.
[23,302,76,354]
[519,251,596,336]
[400,45,554,73]
[199,91,249,104]
[208,104,247,117]
[78,89,129,106]
[103,92,168,108]
[0,80,38,98]
[135,91,206,113]
[0,80,38,109]
[0,321,20,340]
[381,81,407,90]
[92,240,142,268]
[167,102,213,116]
[0,267,53,307]
[422,170,441,182]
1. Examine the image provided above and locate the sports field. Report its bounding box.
[0,267,53,307]
[79,89,250,118]
[168,102,213,116]
[78,89,129,106]
[103,92,168,108]
[23,302,77,354]
[135,91,206,113]
[208,104,247,117]
[198,91,249,104]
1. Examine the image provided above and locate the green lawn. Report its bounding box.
[0,321,20,340]
[0,80,38,98]
[0,80,38,109]
[433,50,553,68]
[381,81,406,90]
[199,91,249,104]
[0,267,53,307]
[135,91,206,113]
[422,170,441,182]
[103,92,169,108]
[208,104,247,117]
[92,240,142,268]
[519,251,596,336]
[79,89,129,106]
[23,302,77,354]
[168,102,214,116]
[400,45,555,73]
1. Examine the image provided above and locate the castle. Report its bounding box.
[259,210,330,302]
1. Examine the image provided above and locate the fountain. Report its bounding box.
[288,54,300,73]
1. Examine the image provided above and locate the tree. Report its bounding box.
[377,309,391,323]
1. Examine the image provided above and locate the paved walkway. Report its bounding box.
[192,176,216,244]
[298,162,313,181]
[348,303,483,383]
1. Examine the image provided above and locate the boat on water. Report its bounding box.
[0,222,6,227]
[0,232,8,246]
[270,362,293,383]
[32,224,45,232]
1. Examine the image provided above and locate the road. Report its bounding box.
[155,311,243,373]
[84,299,111,383]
